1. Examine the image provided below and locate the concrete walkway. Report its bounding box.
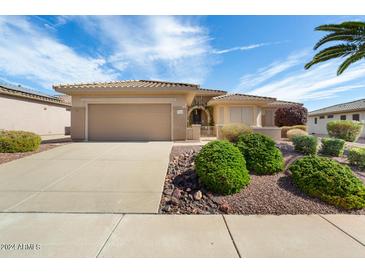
[0,142,172,213]
[0,213,364,258]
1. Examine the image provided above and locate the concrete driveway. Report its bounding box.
[0,142,172,213]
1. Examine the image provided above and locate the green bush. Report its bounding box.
[220,123,252,143]
[195,140,250,195]
[0,130,41,153]
[320,138,345,157]
[348,147,365,169]
[235,133,284,175]
[327,120,363,142]
[281,125,308,138]
[289,156,365,209]
[292,135,318,155]
[287,128,308,141]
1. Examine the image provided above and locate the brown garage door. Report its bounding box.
[88,104,171,141]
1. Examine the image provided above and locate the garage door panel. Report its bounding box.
[88,104,171,141]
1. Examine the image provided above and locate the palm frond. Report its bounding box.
[337,50,365,75]
[305,51,351,70]
[305,20,365,74]
[314,33,357,49]
[315,22,365,32]
[314,44,357,58]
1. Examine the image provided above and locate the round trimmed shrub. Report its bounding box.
[235,133,284,175]
[289,156,365,209]
[287,128,308,140]
[327,120,363,142]
[220,123,252,143]
[281,125,307,138]
[320,138,345,157]
[195,140,250,195]
[0,130,41,153]
[348,147,365,170]
[275,105,308,127]
[292,135,318,155]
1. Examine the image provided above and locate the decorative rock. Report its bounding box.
[193,190,203,201]
[163,188,174,196]
[172,188,182,199]
[163,205,171,212]
[170,197,179,206]
[219,202,230,214]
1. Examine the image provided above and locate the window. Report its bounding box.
[327,114,334,118]
[314,117,317,124]
[229,107,254,125]
[319,115,325,119]
[352,114,360,121]
[340,115,346,120]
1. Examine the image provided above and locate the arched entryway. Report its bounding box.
[187,106,211,126]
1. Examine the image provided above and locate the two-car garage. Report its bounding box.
[87,104,172,141]
[53,80,198,142]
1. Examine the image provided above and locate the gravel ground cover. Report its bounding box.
[159,142,365,215]
[0,143,68,165]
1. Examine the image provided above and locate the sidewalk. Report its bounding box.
[0,213,364,258]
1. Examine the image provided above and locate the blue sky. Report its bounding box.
[0,15,364,111]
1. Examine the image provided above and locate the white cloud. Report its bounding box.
[213,41,287,55]
[236,50,308,90]
[76,16,214,84]
[0,16,118,89]
[237,50,365,102]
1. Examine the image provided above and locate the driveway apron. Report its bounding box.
[0,142,172,213]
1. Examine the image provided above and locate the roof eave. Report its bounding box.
[53,85,199,95]
[309,108,365,116]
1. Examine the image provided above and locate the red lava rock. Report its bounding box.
[169,197,179,206]
[172,188,182,199]
[219,202,230,214]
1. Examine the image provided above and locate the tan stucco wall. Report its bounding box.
[70,92,189,141]
[251,126,281,140]
[308,111,365,137]
[0,94,70,135]
[262,107,276,127]
[173,106,187,140]
[71,107,85,140]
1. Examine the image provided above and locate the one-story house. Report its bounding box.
[53,80,301,141]
[308,98,365,138]
[0,83,71,136]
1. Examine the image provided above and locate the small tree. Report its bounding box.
[275,105,308,127]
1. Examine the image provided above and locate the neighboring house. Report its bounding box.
[308,98,365,138]
[53,80,301,141]
[0,83,71,136]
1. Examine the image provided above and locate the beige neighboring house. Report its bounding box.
[0,83,71,136]
[308,98,365,138]
[53,80,301,141]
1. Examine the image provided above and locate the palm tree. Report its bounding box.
[305,21,365,75]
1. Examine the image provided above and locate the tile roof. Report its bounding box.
[53,80,199,89]
[309,98,365,116]
[0,82,71,106]
[267,99,303,107]
[197,87,227,95]
[210,93,277,101]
